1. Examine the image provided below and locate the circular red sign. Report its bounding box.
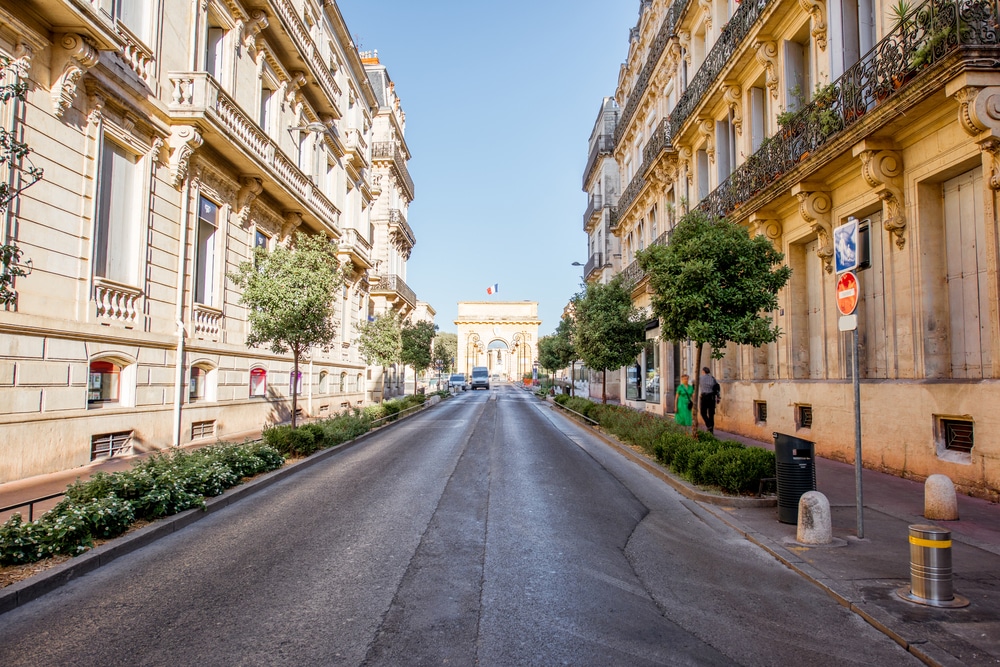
[837,271,859,316]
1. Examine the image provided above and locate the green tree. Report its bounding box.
[228,232,344,427]
[401,319,437,380]
[572,277,645,403]
[432,332,457,374]
[355,311,402,401]
[538,314,577,396]
[638,209,791,431]
[0,57,42,305]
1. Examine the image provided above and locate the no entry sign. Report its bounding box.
[837,271,859,316]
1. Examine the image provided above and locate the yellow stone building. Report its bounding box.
[455,302,541,382]
[603,0,1000,498]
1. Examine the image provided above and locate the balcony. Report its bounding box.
[167,72,341,233]
[372,142,415,201]
[619,230,671,289]
[696,0,1000,220]
[641,118,674,175]
[343,128,369,172]
[583,193,604,228]
[371,273,416,311]
[583,252,606,280]
[388,209,416,248]
[337,227,373,270]
[93,278,141,325]
[193,304,223,341]
[582,134,614,189]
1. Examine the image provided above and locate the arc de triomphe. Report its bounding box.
[455,301,541,381]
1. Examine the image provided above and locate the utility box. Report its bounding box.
[773,432,817,524]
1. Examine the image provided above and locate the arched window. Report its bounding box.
[339,372,347,393]
[88,360,120,404]
[189,363,218,403]
[356,373,363,392]
[319,371,329,394]
[250,367,267,397]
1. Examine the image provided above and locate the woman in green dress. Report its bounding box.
[675,374,693,426]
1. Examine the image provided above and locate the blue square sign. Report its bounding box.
[834,218,859,274]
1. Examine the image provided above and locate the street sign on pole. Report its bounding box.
[837,271,859,316]
[835,218,859,274]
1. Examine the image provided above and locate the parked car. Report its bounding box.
[470,366,490,390]
[449,374,468,391]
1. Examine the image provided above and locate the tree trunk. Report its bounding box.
[291,349,300,428]
[691,342,703,436]
[570,360,575,397]
[381,365,387,403]
[602,369,607,404]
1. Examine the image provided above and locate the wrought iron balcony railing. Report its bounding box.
[583,193,604,227]
[372,142,415,201]
[620,229,672,288]
[669,0,775,142]
[372,273,416,308]
[696,0,1000,220]
[584,252,605,279]
[388,208,416,247]
[614,0,689,148]
[641,118,674,173]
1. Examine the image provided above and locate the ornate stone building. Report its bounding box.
[455,302,541,382]
[603,0,1000,497]
[0,0,422,482]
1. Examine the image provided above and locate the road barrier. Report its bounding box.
[896,524,969,608]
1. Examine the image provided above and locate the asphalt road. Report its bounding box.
[0,386,919,666]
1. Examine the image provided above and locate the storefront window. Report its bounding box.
[626,361,642,401]
[189,366,206,402]
[645,340,660,404]
[250,368,267,397]
[88,360,120,404]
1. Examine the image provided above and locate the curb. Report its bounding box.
[0,398,446,616]
[543,399,949,667]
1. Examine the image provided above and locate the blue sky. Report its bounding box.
[340,1,638,335]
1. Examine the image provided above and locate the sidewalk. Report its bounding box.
[703,429,1000,667]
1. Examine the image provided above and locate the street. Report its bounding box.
[0,386,919,666]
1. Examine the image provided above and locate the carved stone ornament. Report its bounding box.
[678,31,692,66]
[856,146,906,249]
[167,125,203,188]
[724,84,743,135]
[754,40,780,100]
[236,176,264,227]
[798,0,828,51]
[85,79,105,126]
[792,184,834,272]
[748,211,782,247]
[950,85,1000,190]
[51,34,99,118]
[982,138,1000,191]
[698,0,713,31]
[12,41,34,79]
[282,211,302,244]
[242,10,269,54]
[699,118,715,163]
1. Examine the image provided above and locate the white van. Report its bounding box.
[470,366,490,390]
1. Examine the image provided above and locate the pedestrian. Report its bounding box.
[674,374,693,426]
[699,366,720,434]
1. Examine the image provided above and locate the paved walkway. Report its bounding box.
[2,414,999,666]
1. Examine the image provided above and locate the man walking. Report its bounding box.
[699,367,719,434]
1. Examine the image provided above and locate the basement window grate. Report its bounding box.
[797,405,813,430]
[191,420,216,440]
[754,401,767,424]
[91,431,133,461]
[942,419,974,453]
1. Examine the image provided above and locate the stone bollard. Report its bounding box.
[925,474,959,521]
[796,491,833,545]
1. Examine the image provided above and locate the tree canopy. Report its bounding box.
[572,277,645,403]
[355,312,402,400]
[228,232,344,426]
[638,209,791,429]
[432,332,457,374]
[401,319,437,375]
[538,314,577,393]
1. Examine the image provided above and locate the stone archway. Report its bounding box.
[487,339,510,379]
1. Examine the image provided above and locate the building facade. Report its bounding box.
[455,302,541,382]
[602,0,1000,498]
[0,0,422,482]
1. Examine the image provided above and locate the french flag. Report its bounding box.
[486,283,498,295]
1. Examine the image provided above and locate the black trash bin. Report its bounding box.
[773,432,817,524]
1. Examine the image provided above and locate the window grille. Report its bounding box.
[797,405,813,430]
[191,420,215,440]
[942,419,974,453]
[91,431,133,460]
[754,401,767,424]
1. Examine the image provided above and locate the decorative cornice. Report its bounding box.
[748,211,782,247]
[51,34,99,118]
[167,125,203,188]
[792,184,834,272]
[853,143,906,249]
[754,40,779,100]
[236,176,264,227]
[798,0,828,51]
[282,211,302,244]
[725,83,743,135]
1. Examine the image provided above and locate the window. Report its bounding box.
[696,149,710,201]
[206,21,227,81]
[754,400,768,424]
[255,229,270,251]
[339,372,347,393]
[783,38,811,113]
[942,419,973,453]
[95,139,140,285]
[89,360,121,404]
[250,368,267,397]
[195,197,218,306]
[191,420,216,439]
[716,114,737,181]
[750,85,767,152]
[796,404,813,429]
[114,0,150,42]
[319,371,329,394]
[190,366,206,402]
[91,431,133,460]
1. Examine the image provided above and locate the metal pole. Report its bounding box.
[853,327,864,539]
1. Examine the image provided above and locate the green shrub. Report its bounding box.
[262,424,319,456]
[657,431,694,466]
[321,412,371,446]
[717,447,776,495]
